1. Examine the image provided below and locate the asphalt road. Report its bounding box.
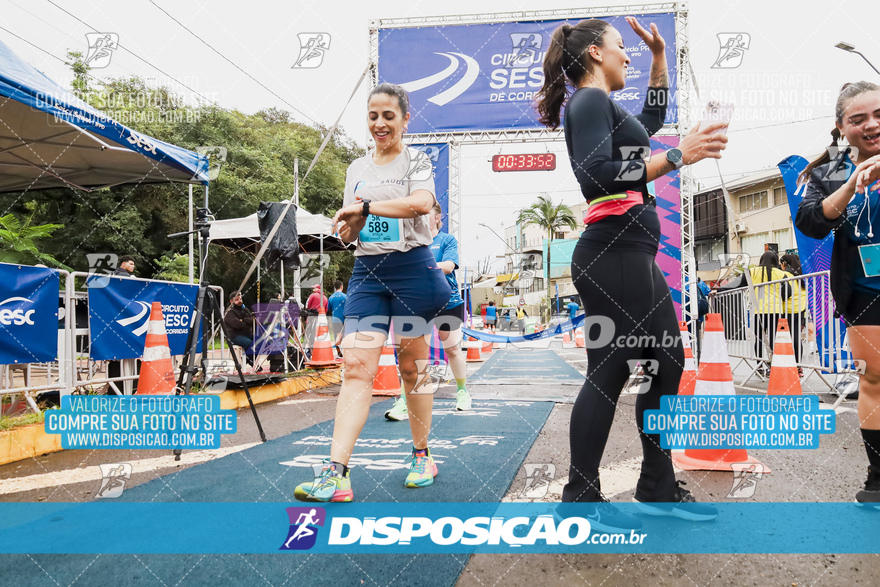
[0,341,876,586]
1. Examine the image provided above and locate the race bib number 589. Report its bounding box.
[360,216,402,243]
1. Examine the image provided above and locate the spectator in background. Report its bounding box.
[224,290,254,366]
[327,280,347,358]
[485,301,497,330]
[780,254,807,376]
[566,298,580,318]
[113,256,135,277]
[306,284,328,312]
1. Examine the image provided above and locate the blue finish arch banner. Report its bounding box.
[0,263,59,364]
[87,277,202,361]
[378,13,677,134]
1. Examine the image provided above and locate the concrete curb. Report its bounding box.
[0,367,342,466]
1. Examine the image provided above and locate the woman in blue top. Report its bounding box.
[385,201,472,419]
[795,81,880,508]
[535,16,726,531]
[294,83,451,502]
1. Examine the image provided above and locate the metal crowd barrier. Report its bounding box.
[710,270,851,393]
[0,271,226,408]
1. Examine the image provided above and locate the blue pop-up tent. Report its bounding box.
[0,37,208,192]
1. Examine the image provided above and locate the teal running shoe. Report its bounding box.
[294,460,353,502]
[405,448,438,488]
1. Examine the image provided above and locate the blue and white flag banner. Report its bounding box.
[378,13,677,133]
[0,263,59,364]
[409,143,450,231]
[87,277,202,360]
[1,503,879,554]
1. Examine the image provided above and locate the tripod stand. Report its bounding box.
[170,207,267,461]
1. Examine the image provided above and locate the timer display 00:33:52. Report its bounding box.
[491,153,556,172]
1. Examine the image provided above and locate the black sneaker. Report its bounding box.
[633,480,718,522]
[556,494,642,534]
[855,466,880,511]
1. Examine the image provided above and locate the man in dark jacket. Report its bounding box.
[113,256,135,277]
[224,291,255,364]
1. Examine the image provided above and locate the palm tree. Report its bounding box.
[516,195,578,301]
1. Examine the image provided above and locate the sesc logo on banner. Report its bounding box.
[378,13,677,133]
[87,278,201,360]
[0,264,59,364]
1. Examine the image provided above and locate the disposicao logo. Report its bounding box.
[281,507,326,550]
[398,52,480,106]
[327,514,591,547]
[0,297,36,326]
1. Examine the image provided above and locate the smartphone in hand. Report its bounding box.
[700,101,734,135]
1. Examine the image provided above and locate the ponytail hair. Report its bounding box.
[536,19,610,129]
[799,81,880,183]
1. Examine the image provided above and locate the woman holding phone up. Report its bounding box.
[536,16,727,531]
[796,81,880,508]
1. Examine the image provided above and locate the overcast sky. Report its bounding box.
[2,0,876,268]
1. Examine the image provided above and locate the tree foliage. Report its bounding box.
[0,55,364,302]
[0,214,70,269]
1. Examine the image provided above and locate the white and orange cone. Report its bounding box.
[481,330,493,356]
[672,314,767,472]
[373,330,403,396]
[767,319,802,396]
[678,321,698,396]
[137,302,176,395]
[575,325,586,349]
[307,306,338,368]
[465,335,484,362]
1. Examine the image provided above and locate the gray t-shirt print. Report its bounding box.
[342,147,436,257]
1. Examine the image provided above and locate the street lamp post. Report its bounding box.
[835,42,880,77]
[478,222,521,276]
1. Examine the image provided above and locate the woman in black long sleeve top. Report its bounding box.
[536,16,727,530]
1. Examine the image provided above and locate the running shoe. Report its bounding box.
[554,494,642,534]
[633,480,717,521]
[384,396,408,421]
[294,460,353,502]
[456,388,472,411]
[855,466,880,510]
[405,448,438,488]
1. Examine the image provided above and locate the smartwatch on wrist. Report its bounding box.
[666,148,684,170]
[361,199,371,217]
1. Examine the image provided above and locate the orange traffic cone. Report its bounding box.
[672,314,767,472]
[373,330,403,396]
[491,325,501,350]
[767,319,802,396]
[575,325,585,348]
[307,306,338,368]
[678,321,697,396]
[563,330,572,344]
[137,302,176,395]
[465,335,484,362]
[481,330,493,355]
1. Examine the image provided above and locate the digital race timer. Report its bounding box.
[491,153,556,172]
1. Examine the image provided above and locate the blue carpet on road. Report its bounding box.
[469,348,585,385]
[2,398,553,587]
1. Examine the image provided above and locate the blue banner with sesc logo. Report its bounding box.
[378,13,677,134]
[87,277,202,360]
[0,263,59,364]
